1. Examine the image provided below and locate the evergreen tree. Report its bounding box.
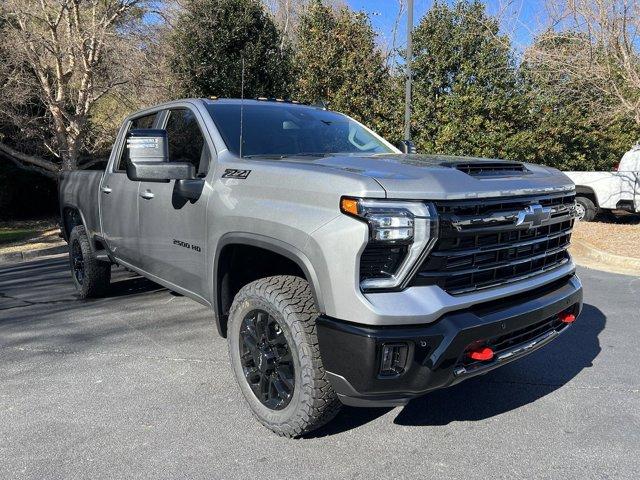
[294,0,402,142]
[410,0,528,159]
[170,0,292,98]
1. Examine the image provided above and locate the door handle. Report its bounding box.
[101,186,112,194]
[140,190,154,200]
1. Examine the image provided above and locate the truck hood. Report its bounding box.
[303,153,574,199]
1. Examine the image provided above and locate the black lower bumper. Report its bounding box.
[317,274,583,407]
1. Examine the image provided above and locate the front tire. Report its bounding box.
[68,225,111,299]
[228,276,341,437]
[575,196,597,221]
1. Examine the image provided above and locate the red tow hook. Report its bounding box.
[559,312,576,324]
[467,346,494,361]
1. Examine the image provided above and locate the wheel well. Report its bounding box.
[216,244,308,337]
[62,207,83,240]
[575,186,599,208]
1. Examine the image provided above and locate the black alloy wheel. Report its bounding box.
[239,310,295,410]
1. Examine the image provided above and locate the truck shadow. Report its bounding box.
[593,212,640,224]
[310,303,604,437]
[106,274,165,298]
[0,256,164,312]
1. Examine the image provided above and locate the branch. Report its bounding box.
[0,141,60,175]
[0,149,59,180]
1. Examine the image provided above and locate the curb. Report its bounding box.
[0,244,68,264]
[571,239,640,275]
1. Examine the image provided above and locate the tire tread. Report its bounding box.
[228,275,341,438]
[69,225,111,298]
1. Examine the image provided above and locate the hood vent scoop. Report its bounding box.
[453,161,528,177]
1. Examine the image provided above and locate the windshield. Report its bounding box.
[205,102,394,157]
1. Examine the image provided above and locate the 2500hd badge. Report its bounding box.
[173,239,201,252]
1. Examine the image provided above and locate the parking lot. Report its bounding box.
[1,255,638,479]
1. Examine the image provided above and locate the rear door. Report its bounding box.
[137,107,211,297]
[100,112,158,264]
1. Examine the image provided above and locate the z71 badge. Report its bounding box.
[222,169,251,179]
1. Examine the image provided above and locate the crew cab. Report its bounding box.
[59,98,583,437]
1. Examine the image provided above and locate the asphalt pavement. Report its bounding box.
[0,255,638,479]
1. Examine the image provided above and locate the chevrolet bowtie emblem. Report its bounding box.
[515,204,551,228]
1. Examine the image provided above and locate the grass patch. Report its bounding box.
[0,228,39,245]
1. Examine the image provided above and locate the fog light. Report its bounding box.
[379,343,408,377]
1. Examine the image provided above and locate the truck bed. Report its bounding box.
[59,170,104,240]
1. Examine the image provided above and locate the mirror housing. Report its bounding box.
[396,140,417,154]
[125,129,195,182]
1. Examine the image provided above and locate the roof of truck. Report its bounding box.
[203,97,327,109]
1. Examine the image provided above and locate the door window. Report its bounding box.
[165,109,209,177]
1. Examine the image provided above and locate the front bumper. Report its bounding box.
[317,274,583,407]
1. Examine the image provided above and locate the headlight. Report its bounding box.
[340,197,438,290]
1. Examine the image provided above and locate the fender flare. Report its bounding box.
[574,185,599,208]
[60,204,90,240]
[212,232,325,336]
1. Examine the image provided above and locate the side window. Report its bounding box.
[165,108,208,177]
[116,113,157,171]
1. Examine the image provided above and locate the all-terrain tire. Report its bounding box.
[575,196,597,222]
[68,225,111,299]
[227,275,341,437]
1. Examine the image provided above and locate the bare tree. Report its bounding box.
[388,0,405,67]
[264,0,346,46]
[527,0,640,125]
[0,0,155,177]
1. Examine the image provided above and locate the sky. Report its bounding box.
[345,0,549,54]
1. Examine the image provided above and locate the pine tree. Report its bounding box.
[410,0,528,159]
[170,0,292,98]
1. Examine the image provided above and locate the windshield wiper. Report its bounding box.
[284,153,330,157]
[243,153,330,159]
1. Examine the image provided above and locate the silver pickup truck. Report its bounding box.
[59,98,583,437]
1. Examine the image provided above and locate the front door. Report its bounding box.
[137,107,210,298]
[100,112,158,264]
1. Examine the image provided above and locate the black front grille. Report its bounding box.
[411,192,575,294]
[454,161,528,176]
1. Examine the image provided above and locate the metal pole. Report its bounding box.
[404,0,413,141]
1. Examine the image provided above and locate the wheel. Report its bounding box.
[575,196,597,221]
[228,275,341,437]
[68,225,111,298]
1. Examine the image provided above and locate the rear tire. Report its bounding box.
[575,196,597,221]
[228,275,341,437]
[68,225,111,298]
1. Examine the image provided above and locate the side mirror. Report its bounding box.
[125,129,195,182]
[396,140,417,154]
